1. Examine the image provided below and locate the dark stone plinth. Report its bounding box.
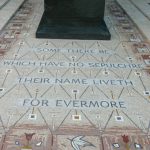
[36,0,111,40]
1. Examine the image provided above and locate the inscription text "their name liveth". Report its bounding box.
[18,77,134,86]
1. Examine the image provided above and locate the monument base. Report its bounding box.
[36,12,111,40]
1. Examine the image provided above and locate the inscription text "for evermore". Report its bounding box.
[22,99,127,109]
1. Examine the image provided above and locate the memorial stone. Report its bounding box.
[36,0,111,40]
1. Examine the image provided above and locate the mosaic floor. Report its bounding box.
[0,0,150,149]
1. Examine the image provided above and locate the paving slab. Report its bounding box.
[0,0,150,149]
[0,0,25,31]
[117,0,150,41]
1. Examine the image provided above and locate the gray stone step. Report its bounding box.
[117,0,150,41]
[0,0,25,31]
[0,0,10,9]
[131,0,150,20]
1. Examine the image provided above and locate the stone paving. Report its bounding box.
[0,0,150,150]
